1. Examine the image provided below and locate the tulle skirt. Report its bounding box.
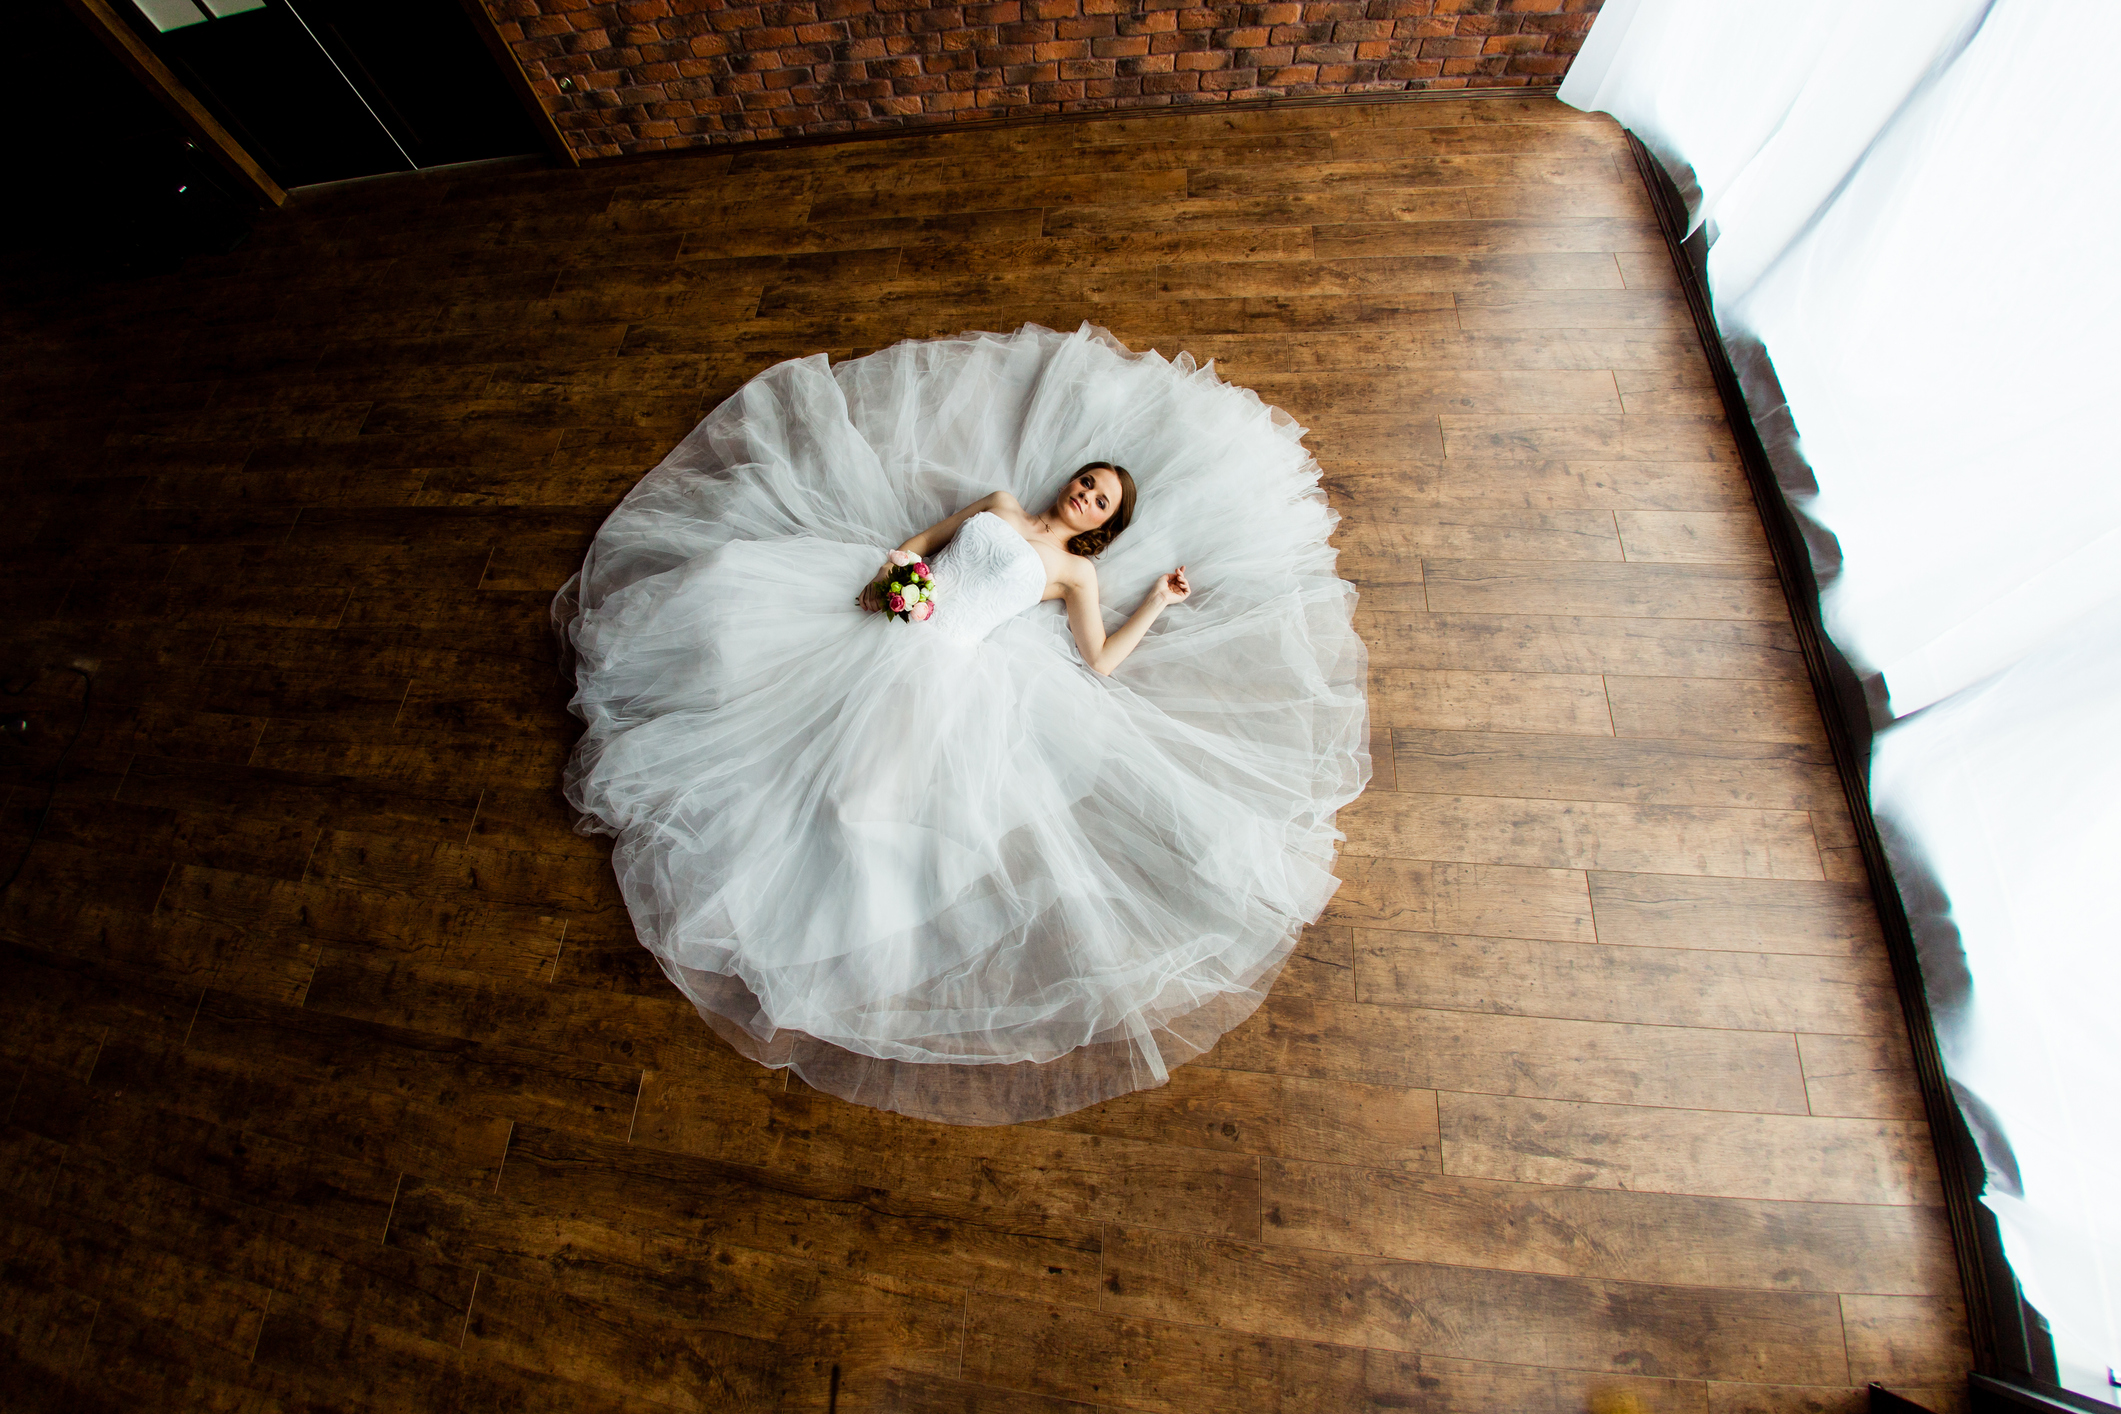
[556,323,1368,1125]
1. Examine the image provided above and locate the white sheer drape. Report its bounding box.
[1564,1,2121,1398]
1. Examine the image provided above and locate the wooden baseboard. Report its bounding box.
[571,82,1567,168]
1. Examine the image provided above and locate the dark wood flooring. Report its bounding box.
[0,95,1970,1412]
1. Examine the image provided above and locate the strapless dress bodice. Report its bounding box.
[927,510,1046,645]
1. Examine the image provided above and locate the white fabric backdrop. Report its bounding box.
[1563,1,2121,1398]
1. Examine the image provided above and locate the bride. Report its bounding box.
[556,323,1368,1126]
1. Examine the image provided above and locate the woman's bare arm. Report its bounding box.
[1063,563,1190,676]
[897,491,1019,559]
[860,492,1021,607]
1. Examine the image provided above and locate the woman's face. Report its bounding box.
[1055,466,1121,533]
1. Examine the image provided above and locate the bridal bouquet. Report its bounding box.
[869,549,937,622]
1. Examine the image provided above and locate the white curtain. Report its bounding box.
[1563,1,2121,1399]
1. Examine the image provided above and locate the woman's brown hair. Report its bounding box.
[1065,461,1136,558]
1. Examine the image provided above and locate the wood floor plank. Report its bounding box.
[1158,253,1628,299]
[1323,455,1756,510]
[1261,1165,1961,1296]
[1422,559,1789,621]
[1206,995,1809,1113]
[1313,216,1671,259]
[407,1138,1098,1314]
[1842,1295,1975,1387]
[1799,1033,1928,1121]
[1099,1224,1850,1384]
[633,1081,1265,1239]
[462,1271,791,1413]
[1189,329,1706,375]
[1393,728,1842,812]
[1357,609,1805,679]
[1606,676,1829,745]
[1352,931,1897,1033]
[1618,509,1774,562]
[1339,791,1827,880]
[1441,1092,1944,1206]
[1589,873,1885,956]
[1369,669,1615,735]
[1031,1055,1442,1171]
[1322,857,1596,943]
[1251,368,1625,415]
[1338,508,1626,562]
[961,1291,1479,1413]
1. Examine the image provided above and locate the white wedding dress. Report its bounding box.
[556,323,1368,1125]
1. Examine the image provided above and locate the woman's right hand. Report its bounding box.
[858,561,899,610]
[857,567,885,610]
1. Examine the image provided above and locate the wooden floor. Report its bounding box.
[0,96,1972,1412]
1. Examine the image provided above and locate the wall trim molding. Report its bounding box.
[571,82,1565,168]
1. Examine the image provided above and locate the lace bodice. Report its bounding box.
[927,511,1047,645]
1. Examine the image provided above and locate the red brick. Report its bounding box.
[1033,37,1090,58]
[1175,48,1229,68]
[1055,14,1114,37]
[1092,33,1149,55]
[1140,69,1199,91]
[1259,62,1316,82]
[1505,52,1571,74]
[1115,8,1177,32]
[1377,55,1444,78]
[1115,51,1174,73]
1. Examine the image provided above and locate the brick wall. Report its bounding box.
[480,0,1605,159]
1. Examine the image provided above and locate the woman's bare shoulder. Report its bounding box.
[978,489,1025,514]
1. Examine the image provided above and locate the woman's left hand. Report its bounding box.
[1155,566,1191,606]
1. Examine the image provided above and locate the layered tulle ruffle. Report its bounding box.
[556,323,1367,1124]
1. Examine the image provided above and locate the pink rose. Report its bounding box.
[911,600,934,621]
[912,561,931,577]
[889,549,917,567]
[888,592,906,613]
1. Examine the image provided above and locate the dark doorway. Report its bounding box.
[11,0,255,275]
[116,0,544,187]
